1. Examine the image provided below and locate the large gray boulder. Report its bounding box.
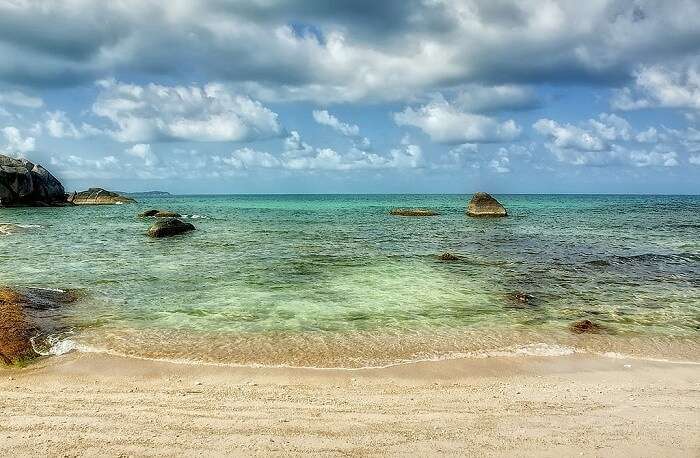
[0,154,66,206]
[70,188,136,205]
[466,192,507,217]
[147,218,195,238]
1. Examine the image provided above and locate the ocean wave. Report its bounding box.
[36,338,699,370]
[588,252,700,267]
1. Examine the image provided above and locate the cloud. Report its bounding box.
[533,119,607,152]
[49,154,121,180]
[44,111,101,139]
[92,80,282,143]
[312,109,370,148]
[394,98,521,144]
[125,143,159,167]
[612,64,700,111]
[1,126,35,155]
[533,113,683,167]
[220,130,423,172]
[312,110,359,137]
[690,154,700,165]
[0,90,43,108]
[2,2,700,103]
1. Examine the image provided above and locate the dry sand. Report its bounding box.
[1,353,698,457]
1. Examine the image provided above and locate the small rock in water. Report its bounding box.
[506,291,535,306]
[466,192,507,217]
[569,319,605,334]
[147,218,195,238]
[438,252,459,261]
[390,208,439,217]
[139,209,182,218]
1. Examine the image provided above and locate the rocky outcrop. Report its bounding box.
[0,288,36,364]
[147,218,195,238]
[139,209,181,217]
[466,193,507,217]
[70,188,136,205]
[390,208,439,217]
[0,155,67,207]
[0,287,80,365]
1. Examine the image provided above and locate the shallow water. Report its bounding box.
[1,194,699,367]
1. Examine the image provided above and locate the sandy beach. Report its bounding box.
[1,353,698,457]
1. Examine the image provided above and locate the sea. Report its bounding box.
[1,194,698,368]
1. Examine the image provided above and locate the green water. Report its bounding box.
[1,194,699,367]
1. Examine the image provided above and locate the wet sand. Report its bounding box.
[1,353,698,457]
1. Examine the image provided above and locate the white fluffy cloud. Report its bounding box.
[533,113,686,167]
[92,80,282,143]
[312,110,359,137]
[218,130,423,172]
[394,98,521,144]
[689,154,700,165]
[44,111,101,139]
[125,143,159,167]
[612,64,700,111]
[312,110,370,149]
[1,126,35,155]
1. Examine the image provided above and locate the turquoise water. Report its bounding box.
[1,194,699,367]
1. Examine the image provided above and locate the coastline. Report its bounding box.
[2,352,698,456]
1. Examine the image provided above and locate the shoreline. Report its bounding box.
[2,352,698,456]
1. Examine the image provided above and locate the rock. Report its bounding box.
[139,209,182,217]
[72,188,136,205]
[438,252,459,261]
[569,319,604,334]
[0,287,81,365]
[155,211,181,218]
[0,288,37,364]
[147,218,195,238]
[390,208,439,217]
[466,192,507,217]
[0,154,67,207]
[506,291,535,306]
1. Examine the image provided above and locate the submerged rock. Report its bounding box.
[0,288,36,364]
[147,218,195,238]
[138,209,181,217]
[71,188,136,205]
[0,286,80,365]
[0,154,67,207]
[569,319,604,334]
[466,192,507,217]
[390,208,439,217]
[506,291,535,306]
[438,252,459,261]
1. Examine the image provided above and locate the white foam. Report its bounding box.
[30,334,96,356]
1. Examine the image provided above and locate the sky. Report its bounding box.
[0,1,699,194]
